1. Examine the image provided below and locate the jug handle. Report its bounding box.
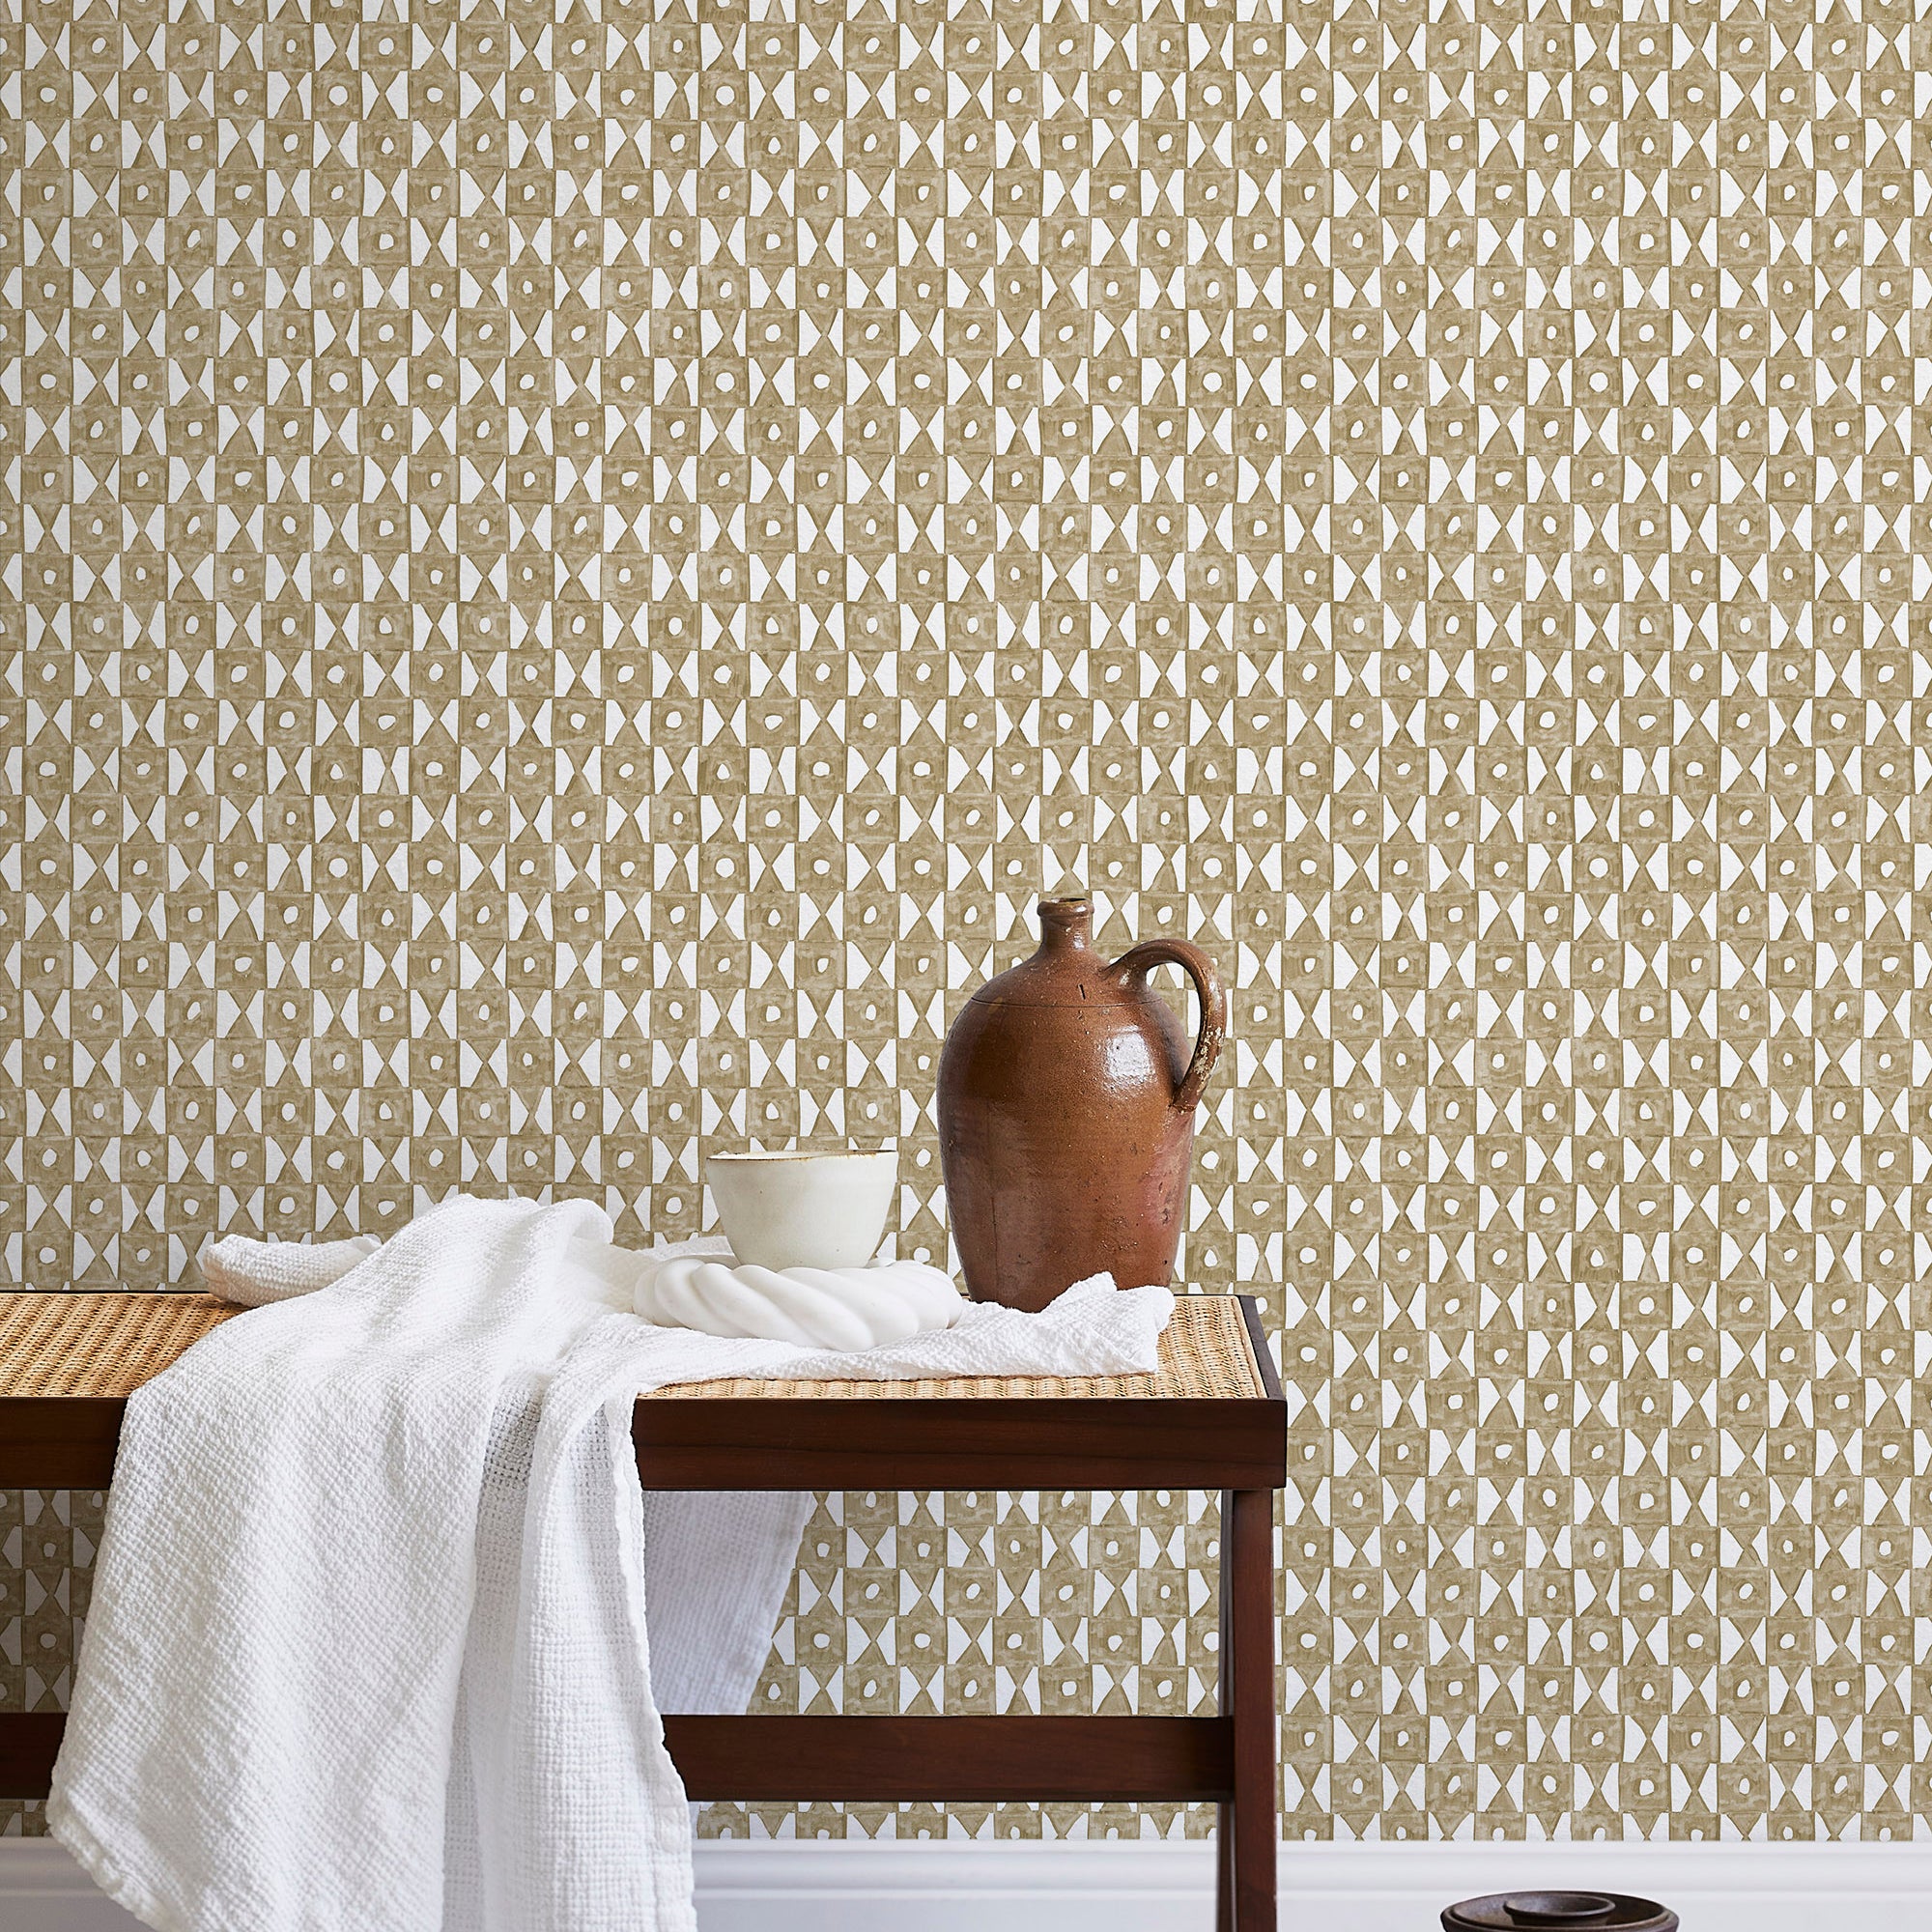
[1108,939,1228,1115]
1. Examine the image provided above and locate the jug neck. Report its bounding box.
[1036,896,1094,953]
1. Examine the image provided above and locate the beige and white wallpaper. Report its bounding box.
[2,0,1929,1846]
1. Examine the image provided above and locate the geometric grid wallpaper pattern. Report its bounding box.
[0,0,1928,1845]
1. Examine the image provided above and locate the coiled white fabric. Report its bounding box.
[203,1227,964,1353]
[633,1252,961,1351]
[202,1232,382,1306]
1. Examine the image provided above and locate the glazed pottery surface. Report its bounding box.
[704,1148,897,1270]
[936,896,1226,1311]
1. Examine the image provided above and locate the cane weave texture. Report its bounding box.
[0,1294,235,1401]
[0,1290,1263,1406]
[0,0,1928,1853]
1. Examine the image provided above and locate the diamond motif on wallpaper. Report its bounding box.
[0,0,1927,1847]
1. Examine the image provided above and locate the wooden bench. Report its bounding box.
[0,1290,1287,1929]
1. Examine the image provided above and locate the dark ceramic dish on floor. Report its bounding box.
[1442,1891,1678,1932]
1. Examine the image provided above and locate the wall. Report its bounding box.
[1,0,1926,1844]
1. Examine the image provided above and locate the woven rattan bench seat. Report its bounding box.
[0,1288,1284,1492]
[0,1286,1266,1405]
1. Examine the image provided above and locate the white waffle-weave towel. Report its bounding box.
[49,1198,1174,1932]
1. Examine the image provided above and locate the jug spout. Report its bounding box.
[1036,895,1093,951]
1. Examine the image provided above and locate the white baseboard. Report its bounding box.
[695,1838,1213,1932]
[1,1834,1929,1931]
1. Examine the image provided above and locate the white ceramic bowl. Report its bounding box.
[704,1148,898,1271]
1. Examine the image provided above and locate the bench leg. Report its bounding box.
[1216,1797,1235,1932]
[1217,1487,1276,1931]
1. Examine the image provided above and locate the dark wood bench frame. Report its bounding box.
[0,1296,1286,1930]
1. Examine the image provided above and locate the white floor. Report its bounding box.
[3,1835,1929,1930]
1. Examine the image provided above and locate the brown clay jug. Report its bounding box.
[936,896,1227,1310]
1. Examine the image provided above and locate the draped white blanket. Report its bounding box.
[48,1196,1175,1932]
